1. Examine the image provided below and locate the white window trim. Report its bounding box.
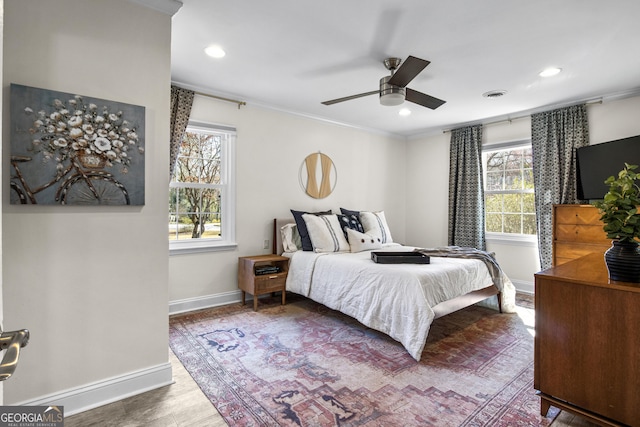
[169,121,237,255]
[486,232,538,247]
[483,139,536,244]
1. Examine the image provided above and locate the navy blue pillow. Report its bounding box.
[338,213,365,238]
[291,209,332,251]
[340,207,360,217]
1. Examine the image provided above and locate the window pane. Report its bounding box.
[173,132,223,185]
[504,214,522,234]
[522,149,533,168]
[485,194,503,212]
[523,193,536,213]
[486,172,503,191]
[523,168,534,189]
[504,150,522,170]
[483,143,536,236]
[523,214,537,235]
[200,188,221,239]
[486,213,503,233]
[502,193,522,214]
[485,151,505,172]
[504,170,522,190]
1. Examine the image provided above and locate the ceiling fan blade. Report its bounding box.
[387,56,430,87]
[321,90,379,105]
[406,88,446,110]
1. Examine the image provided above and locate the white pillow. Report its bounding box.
[360,211,393,243]
[280,223,301,253]
[346,228,382,253]
[302,214,350,253]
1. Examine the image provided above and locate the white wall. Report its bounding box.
[588,96,640,144]
[169,96,406,304]
[406,96,640,293]
[2,0,172,409]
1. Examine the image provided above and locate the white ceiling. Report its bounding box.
[171,0,640,137]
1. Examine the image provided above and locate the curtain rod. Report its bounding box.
[442,99,602,133]
[194,91,246,109]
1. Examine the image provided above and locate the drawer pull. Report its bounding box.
[268,275,278,279]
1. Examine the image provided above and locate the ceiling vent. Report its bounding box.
[483,90,507,98]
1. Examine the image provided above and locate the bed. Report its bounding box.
[272,215,517,361]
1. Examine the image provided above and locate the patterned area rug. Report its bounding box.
[169,293,559,426]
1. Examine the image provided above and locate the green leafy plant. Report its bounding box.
[594,163,640,243]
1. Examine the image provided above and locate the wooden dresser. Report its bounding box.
[534,253,640,426]
[552,204,611,266]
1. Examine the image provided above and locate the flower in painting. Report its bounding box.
[68,116,82,127]
[69,128,83,139]
[94,137,111,152]
[23,93,143,173]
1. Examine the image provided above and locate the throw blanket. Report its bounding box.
[414,246,517,313]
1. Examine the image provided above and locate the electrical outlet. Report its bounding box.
[263,239,270,249]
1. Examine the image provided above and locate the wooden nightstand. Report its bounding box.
[238,254,289,311]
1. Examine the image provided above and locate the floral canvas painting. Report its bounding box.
[9,84,145,205]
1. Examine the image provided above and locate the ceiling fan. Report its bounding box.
[321,55,446,110]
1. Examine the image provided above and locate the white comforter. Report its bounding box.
[285,244,503,361]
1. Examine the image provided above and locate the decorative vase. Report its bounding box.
[604,240,640,283]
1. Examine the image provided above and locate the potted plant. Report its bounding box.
[594,163,640,282]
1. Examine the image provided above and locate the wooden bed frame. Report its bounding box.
[272,218,502,319]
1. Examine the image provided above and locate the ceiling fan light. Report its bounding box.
[380,92,405,106]
[379,75,405,106]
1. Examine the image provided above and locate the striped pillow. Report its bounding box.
[360,211,393,244]
[302,214,350,253]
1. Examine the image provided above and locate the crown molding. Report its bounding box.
[129,0,183,16]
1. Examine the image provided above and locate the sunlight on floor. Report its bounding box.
[517,304,536,337]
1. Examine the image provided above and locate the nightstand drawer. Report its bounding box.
[254,274,286,292]
[238,254,289,311]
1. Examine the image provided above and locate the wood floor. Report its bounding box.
[64,349,600,427]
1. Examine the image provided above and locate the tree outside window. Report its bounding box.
[484,145,536,235]
[170,128,224,241]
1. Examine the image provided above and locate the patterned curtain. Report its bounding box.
[448,125,486,250]
[169,86,195,179]
[531,104,589,269]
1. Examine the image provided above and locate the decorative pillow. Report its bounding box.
[340,207,360,217]
[346,228,382,253]
[302,214,350,253]
[280,223,301,253]
[359,211,393,243]
[337,213,365,236]
[291,209,332,251]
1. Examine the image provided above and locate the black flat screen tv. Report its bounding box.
[576,135,640,200]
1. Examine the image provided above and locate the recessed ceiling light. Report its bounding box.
[399,108,411,116]
[482,90,507,98]
[204,45,226,58]
[539,67,562,77]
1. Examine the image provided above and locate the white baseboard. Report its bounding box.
[512,279,534,295]
[14,362,173,417]
[169,290,244,315]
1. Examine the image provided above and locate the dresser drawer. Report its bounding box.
[254,274,286,292]
[555,224,608,243]
[554,205,602,225]
[554,242,610,261]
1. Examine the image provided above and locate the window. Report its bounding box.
[483,141,536,238]
[169,121,236,254]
